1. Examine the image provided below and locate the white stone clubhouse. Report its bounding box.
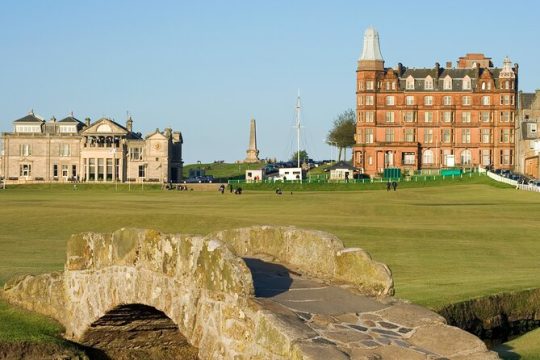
[0,111,183,183]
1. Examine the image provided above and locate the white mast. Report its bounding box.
[295,90,301,168]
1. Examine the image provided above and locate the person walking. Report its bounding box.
[392,181,398,191]
[386,181,391,191]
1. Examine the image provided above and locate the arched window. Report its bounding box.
[424,75,433,90]
[443,75,452,90]
[462,76,471,90]
[505,80,510,89]
[423,149,434,164]
[481,82,486,90]
[461,150,472,165]
[406,75,415,90]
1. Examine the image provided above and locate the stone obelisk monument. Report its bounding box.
[244,118,260,163]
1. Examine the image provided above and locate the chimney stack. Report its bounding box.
[446,61,452,68]
[85,117,91,127]
[435,62,440,79]
[126,116,133,132]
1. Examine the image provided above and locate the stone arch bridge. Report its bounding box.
[2,226,498,359]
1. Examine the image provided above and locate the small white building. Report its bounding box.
[245,169,264,183]
[278,168,303,181]
[327,161,357,181]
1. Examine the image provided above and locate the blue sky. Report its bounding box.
[1,0,538,164]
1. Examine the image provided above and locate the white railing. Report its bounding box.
[487,171,540,193]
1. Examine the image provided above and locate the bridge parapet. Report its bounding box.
[209,226,394,296]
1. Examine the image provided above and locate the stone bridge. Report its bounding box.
[1,226,499,359]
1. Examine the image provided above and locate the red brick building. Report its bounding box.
[353,27,518,177]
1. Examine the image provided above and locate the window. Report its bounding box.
[481,129,491,143]
[15,125,41,133]
[443,96,452,105]
[481,149,491,166]
[53,164,58,177]
[462,129,471,144]
[404,129,415,142]
[500,128,513,143]
[423,150,434,164]
[59,144,71,157]
[403,153,415,165]
[130,147,143,160]
[385,82,391,90]
[365,112,374,122]
[405,96,414,105]
[500,111,511,122]
[365,129,373,143]
[386,96,395,106]
[358,81,364,90]
[19,144,32,156]
[461,150,472,165]
[72,165,77,178]
[366,81,374,90]
[443,112,453,123]
[462,96,471,105]
[138,165,146,178]
[505,80,510,90]
[500,95,511,105]
[463,76,471,90]
[98,158,104,181]
[404,112,414,122]
[357,96,364,105]
[366,96,374,105]
[480,112,490,122]
[424,129,433,144]
[424,76,433,90]
[442,129,451,143]
[62,165,69,178]
[424,112,433,123]
[424,96,433,106]
[89,159,96,181]
[443,75,452,90]
[481,96,490,106]
[385,128,394,142]
[481,82,486,90]
[391,82,396,90]
[385,112,395,123]
[59,125,76,133]
[106,159,113,181]
[461,112,471,123]
[19,164,32,177]
[500,149,513,165]
[406,76,414,90]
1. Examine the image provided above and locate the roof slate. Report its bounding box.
[13,114,44,123]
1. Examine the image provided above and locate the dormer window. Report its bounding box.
[443,75,452,90]
[463,76,471,90]
[481,82,486,90]
[406,76,414,90]
[424,76,433,90]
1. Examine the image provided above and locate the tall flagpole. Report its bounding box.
[295,90,301,168]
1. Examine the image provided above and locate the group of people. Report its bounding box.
[219,184,242,194]
[386,181,398,191]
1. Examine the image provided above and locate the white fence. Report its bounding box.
[487,171,540,193]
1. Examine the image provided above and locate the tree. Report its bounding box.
[290,150,309,166]
[326,109,356,162]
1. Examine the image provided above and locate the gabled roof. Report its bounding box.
[58,116,84,125]
[82,118,129,135]
[145,129,167,140]
[14,113,44,123]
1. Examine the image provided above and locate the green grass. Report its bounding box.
[0,300,64,343]
[1,177,540,356]
[183,162,264,179]
[496,328,540,360]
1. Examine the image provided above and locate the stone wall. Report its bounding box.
[209,226,394,296]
